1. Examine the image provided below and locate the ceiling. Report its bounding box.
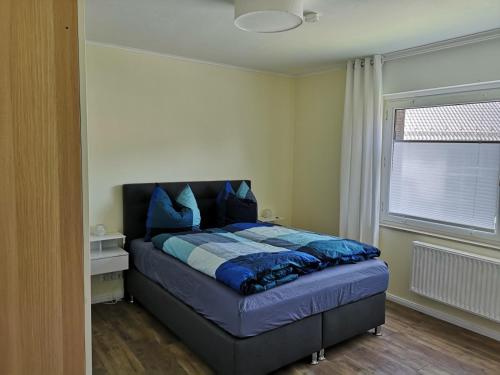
[85,0,500,75]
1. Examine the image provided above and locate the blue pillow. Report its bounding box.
[145,185,200,241]
[216,181,258,226]
[215,181,235,227]
[236,181,257,203]
[216,181,235,203]
[176,184,201,227]
[225,193,258,225]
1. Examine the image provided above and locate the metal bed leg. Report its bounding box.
[318,348,326,361]
[129,295,134,304]
[311,352,319,365]
[373,325,382,336]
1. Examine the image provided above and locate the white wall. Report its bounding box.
[86,43,295,233]
[384,38,500,93]
[292,69,346,234]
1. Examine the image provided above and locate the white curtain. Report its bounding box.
[339,55,383,246]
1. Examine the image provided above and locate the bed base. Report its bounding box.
[322,289,386,349]
[126,268,385,375]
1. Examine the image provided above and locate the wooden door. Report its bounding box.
[0,0,85,374]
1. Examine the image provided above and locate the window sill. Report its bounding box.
[379,222,500,251]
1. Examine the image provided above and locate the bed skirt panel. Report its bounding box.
[322,292,386,348]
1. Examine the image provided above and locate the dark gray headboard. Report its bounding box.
[122,180,250,248]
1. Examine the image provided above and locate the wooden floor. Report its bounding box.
[92,301,500,375]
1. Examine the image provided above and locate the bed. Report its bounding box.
[123,180,388,375]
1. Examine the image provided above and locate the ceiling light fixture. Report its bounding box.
[234,0,304,33]
[303,11,320,23]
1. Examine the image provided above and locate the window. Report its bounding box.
[381,89,500,246]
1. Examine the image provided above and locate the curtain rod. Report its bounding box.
[352,58,375,68]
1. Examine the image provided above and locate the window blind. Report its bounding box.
[388,102,500,232]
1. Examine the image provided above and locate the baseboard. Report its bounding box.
[386,293,500,342]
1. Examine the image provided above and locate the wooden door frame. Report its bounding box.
[77,0,92,373]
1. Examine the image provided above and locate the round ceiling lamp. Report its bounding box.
[234,0,304,33]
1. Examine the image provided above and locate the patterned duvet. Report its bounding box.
[224,222,381,267]
[152,223,381,295]
[152,230,321,295]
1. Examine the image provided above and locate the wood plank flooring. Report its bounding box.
[92,301,500,374]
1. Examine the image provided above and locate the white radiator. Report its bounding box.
[411,241,500,323]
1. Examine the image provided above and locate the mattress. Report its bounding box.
[130,239,389,338]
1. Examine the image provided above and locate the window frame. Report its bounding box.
[381,87,500,247]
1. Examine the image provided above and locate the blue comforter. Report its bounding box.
[223,222,381,267]
[152,230,321,295]
[153,223,381,295]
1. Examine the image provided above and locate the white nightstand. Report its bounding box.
[259,216,285,224]
[90,233,128,304]
[90,233,128,276]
